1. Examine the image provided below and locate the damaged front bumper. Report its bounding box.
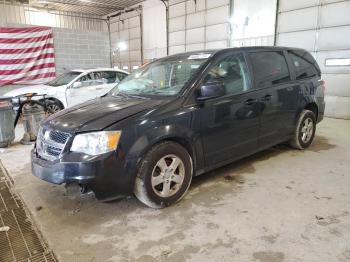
[31,149,137,200]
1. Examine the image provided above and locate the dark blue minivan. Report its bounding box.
[32,47,325,208]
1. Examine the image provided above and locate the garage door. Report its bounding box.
[110,10,142,72]
[168,0,231,55]
[276,0,350,119]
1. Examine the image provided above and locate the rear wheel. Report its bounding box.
[289,109,316,149]
[134,141,193,208]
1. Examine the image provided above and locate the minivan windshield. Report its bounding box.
[110,53,212,96]
[47,71,81,87]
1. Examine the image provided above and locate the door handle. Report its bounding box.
[260,94,272,101]
[244,98,257,105]
[96,87,103,90]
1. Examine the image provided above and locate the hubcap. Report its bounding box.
[47,104,61,114]
[151,154,185,197]
[300,117,314,143]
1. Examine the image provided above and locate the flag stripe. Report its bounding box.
[0,38,53,49]
[0,43,54,54]
[0,62,55,75]
[0,48,54,60]
[1,57,55,71]
[0,30,52,39]
[0,53,55,65]
[0,26,55,86]
[0,33,53,44]
[0,72,56,85]
[0,67,56,81]
[0,27,50,33]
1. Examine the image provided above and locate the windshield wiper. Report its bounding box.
[113,92,149,100]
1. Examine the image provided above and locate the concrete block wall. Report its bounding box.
[53,28,110,74]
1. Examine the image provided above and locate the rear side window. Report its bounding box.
[95,71,117,83]
[288,50,320,80]
[249,51,290,89]
[117,72,128,81]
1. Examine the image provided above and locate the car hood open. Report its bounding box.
[43,96,166,133]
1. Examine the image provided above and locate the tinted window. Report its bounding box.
[204,53,251,95]
[250,51,290,88]
[288,50,320,80]
[117,72,128,81]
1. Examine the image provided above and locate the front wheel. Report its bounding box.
[289,109,316,149]
[46,100,63,114]
[134,142,193,208]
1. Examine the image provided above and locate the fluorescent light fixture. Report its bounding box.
[117,41,127,51]
[132,65,139,70]
[325,58,350,66]
[123,66,129,70]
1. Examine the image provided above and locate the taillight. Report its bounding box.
[319,79,326,93]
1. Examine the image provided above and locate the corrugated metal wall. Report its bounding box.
[0,3,106,31]
[276,0,350,119]
[168,0,231,54]
[109,10,142,72]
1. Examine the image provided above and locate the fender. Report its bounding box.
[124,123,204,179]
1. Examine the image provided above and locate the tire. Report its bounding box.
[46,100,63,114]
[289,109,316,149]
[134,141,193,208]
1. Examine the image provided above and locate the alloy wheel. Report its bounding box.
[300,117,314,143]
[151,154,185,197]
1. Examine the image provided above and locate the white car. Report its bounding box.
[4,68,129,113]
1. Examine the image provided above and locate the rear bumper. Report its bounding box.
[31,149,137,200]
[317,100,326,123]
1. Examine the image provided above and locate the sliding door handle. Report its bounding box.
[244,98,257,105]
[260,94,272,101]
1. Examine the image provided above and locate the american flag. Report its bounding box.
[0,26,56,86]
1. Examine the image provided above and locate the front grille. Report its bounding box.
[36,127,70,161]
[49,130,70,144]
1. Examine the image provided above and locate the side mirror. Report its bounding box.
[197,80,225,101]
[72,81,82,88]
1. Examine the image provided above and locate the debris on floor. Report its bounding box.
[0,226,10,232]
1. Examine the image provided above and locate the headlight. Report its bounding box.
[71,131,121,155]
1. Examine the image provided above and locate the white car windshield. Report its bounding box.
[47,71,81,87]
[110,53,212,97]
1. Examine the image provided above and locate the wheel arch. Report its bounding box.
[304,102,318,121]
[126,125,200,177]
[47,97,65,109]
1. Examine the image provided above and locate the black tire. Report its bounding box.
[289,109,316,149]
[46,100,63,114]
[134,141,193,208]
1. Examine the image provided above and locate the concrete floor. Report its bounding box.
[0,117,349,262]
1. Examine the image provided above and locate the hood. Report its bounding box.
[3,84,60,98]
[43,96,166,133]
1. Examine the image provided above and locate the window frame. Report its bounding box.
[197,51,253,99]
[285,50,320,81]
[246,50,292,90]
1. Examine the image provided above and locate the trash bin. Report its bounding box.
[0,98,15,148]
[21,102,46,144]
